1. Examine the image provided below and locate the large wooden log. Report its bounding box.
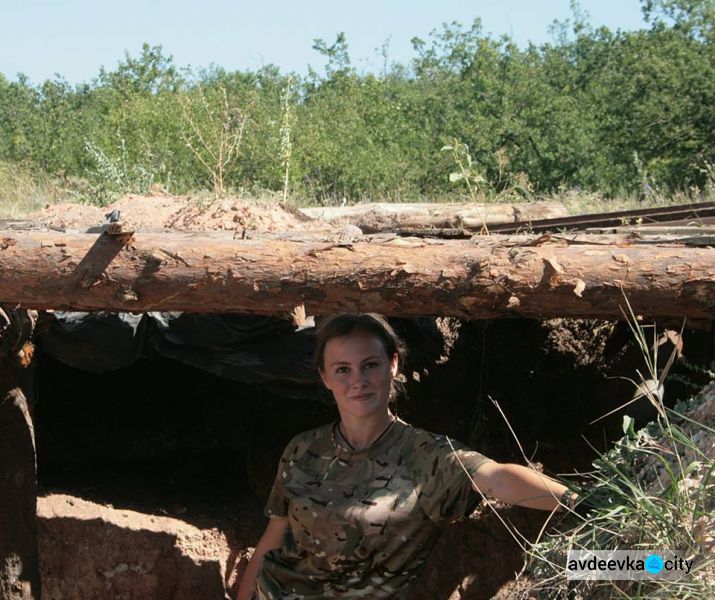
[300,201,567,232]
[0,230,713,319]
[0,309,40,600]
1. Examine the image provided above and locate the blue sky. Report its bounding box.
[1,1,648,84]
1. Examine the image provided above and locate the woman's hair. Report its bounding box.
[314,313,407,401]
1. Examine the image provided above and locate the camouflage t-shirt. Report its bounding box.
[256,417,493,599]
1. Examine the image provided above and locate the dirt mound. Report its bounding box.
[37,493,241,599]
[30,193,326,234]
[31,202,106,230]
[413,505,548,600]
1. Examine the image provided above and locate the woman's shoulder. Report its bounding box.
[398,419,469,453]
[395,421,475,479]
[398,419,491,466]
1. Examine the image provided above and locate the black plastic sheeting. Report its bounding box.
[37,312,444,401]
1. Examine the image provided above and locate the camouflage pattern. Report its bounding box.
[256,417,493,599]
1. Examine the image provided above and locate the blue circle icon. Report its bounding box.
[645,554,664,574]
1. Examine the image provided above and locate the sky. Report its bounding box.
[1,0,649,85]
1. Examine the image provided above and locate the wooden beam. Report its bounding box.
[0,230,714,319]
[0,309,40,600]
[300,201,567,232]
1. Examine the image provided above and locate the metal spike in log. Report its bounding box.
[0,230,713,319]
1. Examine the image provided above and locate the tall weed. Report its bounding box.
[179,84,247,198]
[84,137,155,205]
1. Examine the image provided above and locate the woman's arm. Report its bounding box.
[469,461,576,511]
[236,516,289,600]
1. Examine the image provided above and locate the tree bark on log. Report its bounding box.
[0,230,713,319]
[300,201,567,232]
[0,309,40,600]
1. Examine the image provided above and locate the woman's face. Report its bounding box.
[319,332,398,421]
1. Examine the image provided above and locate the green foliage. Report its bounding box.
[83,137,155,204]
[0,1,712,203]
[97,43,181,96]
[642,0,714,40]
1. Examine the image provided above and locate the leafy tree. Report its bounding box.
[0,9,711,203]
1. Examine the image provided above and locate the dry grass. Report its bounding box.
[0,162,76,218]
[1,159,712,220]
[554,187,712,216]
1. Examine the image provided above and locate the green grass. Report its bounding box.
[524,390,715,598]
[522,301,715,599]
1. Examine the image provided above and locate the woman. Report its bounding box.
[237,313,577,599]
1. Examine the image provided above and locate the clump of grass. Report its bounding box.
[0,161,69,217]
[554,165,714,218]
[524,299,715,599]
[555,187,708,217]
[525,394,715,598]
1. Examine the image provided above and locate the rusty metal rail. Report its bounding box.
[486,201,715,234]
[392,201,715,238]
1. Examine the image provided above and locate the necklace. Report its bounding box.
[335,415,397,451]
